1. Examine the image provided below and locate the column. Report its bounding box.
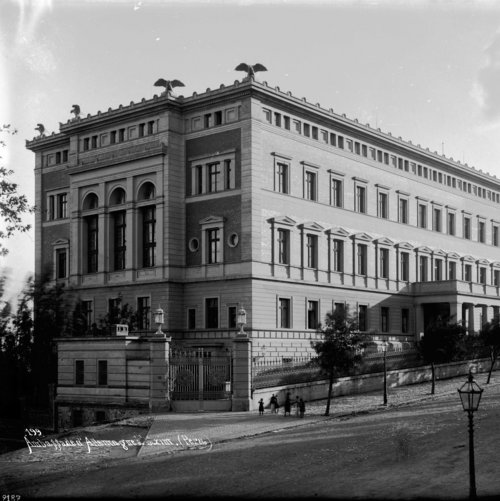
[449,301,462,324]
[232,336,252,411]
[415,304,425,341]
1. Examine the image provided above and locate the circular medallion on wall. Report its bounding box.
[188,237,199,252]
[228,232,239,247]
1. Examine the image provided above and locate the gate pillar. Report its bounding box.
[147,334,171,412]
[232,336,252,411]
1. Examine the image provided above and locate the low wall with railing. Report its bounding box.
[251,357,496,411]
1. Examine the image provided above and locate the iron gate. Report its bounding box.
[169,348,232,400]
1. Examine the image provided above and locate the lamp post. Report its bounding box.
[382,339,388,406]
[457,370,483,500]
[237,306,247,337]
[154,305,165,335]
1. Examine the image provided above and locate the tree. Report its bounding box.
[311,308,365,416]
[419,320,467,395]
[0,124,34,256]
[480,315,500,384]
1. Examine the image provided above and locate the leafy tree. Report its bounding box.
[480,315,500,384]
[0,124,34,256]
[419,320,467,395]
[311,308,365,416]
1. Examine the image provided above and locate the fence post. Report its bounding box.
[147,334,171,412]
[232,336,252,411]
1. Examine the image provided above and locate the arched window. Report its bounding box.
[109,187,126,205]
[82,192,99,210]
[138,182,156,201]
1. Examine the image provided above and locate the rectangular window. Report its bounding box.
[493,225,499,247]
[464,216,471,239]
[75,360,84,385]
[380,248,389,279]
[358,305,367,331]
[330,133,337,147]
[303,123,310,137]
[82,300,93,331]
[91,135,98,148]
[86,215,98,273]
[305,171,317,201]
[205,298,219,328]
[142,206,156,268]
[334,302,345,317]
[433,208,442,232]
[277,229,289,265]
[333,239,344,272]
[479,267,487,285]
[434,259,443,281]
[293,120,301,134]
[187,308,196,329]
[448,213,456,236]
[284,116,290,130]
[357,244,367,276]
[464,264,472,282]
[228,306,237,329]
[478,221,485,243]
[138,123,145,137]
[194,165,203,194]
[312,127,318,140]
[56,249,67,279]
[57,193,67,219]
[494,270,500,286]
[207,228,221,264]
[449,261,456,280]
[331,178,343,207]
[276,162,289,194]
[263,109,271,123]
[399,198,408,224]
[381,307,389,332]
[402,308,409,333]
[419,256,428,282]
[108,298,121,325]
[204,114,212,128]
[356,185,366,214]
[378,192,388,219]
[110,131,116,144]
[307,300,319,329]
[224,159,235,190]
[306,234,318,269]
[147,121,155,134]
[118,128,125,142]
[97,360,108,386]
[338,136,344,149]
[113,211,126,271]
[48,195,55,220]
[208,162,221,193]
[418,204,427,229]
[137,296,150,330]
[400,252,409,281]
[214,111,222,126]
[83,138,90,151]
[279,298,291,328]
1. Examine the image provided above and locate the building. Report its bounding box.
[27,77,500,421]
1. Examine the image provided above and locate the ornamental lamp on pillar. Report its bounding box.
[237,306,247,337]
[154,305,165,335]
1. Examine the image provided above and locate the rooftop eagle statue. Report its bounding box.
[234,63,267,79]
[35,123,45,137]
[71,104,81,118]
[154,79,185,94]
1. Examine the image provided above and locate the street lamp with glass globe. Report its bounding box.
[457,370,483,500]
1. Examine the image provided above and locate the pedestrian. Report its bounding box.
[284,392,291,416]
[295,396,300,417]
[299,398,305,418]
[270,394,277,414]
[258,398,264,416]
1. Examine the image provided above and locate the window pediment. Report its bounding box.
[432,249,446,257]
[491,261,500,269]
[52,238,69,246]
[476,258,490,265]
[395,242,414,250]
[326,227,350,238]
[374,237,394,247]
[199,215,224,226]
[270,215,296,227]
[351,232,373,242]
[461,255,476,262]
[415,246,432,254]
[299,221,324,232]
[447,252,460,259]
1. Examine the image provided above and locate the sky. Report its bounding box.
[2,0,500,301]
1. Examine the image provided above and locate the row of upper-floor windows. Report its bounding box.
[43,149,69,167]
[189,156,236,196]
[81,120,157,152]
[273,159,500,246]
[45,181,156,221]
[272,226,500,286]
[189,106,238,131]
[263,107,500,205]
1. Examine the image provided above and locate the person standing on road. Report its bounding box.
[295,396,300,417]
[299,398,305,418]
[270,394,277,413]
[284,393,291,416]
[258,398,264,416]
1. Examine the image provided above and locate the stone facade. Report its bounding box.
[27,78,500,366]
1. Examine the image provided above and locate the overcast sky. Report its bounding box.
[2,0,500,300]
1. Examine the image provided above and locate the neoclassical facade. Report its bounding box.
[27,77,500,358]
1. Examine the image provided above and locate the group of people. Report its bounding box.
[258,392,305,418]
